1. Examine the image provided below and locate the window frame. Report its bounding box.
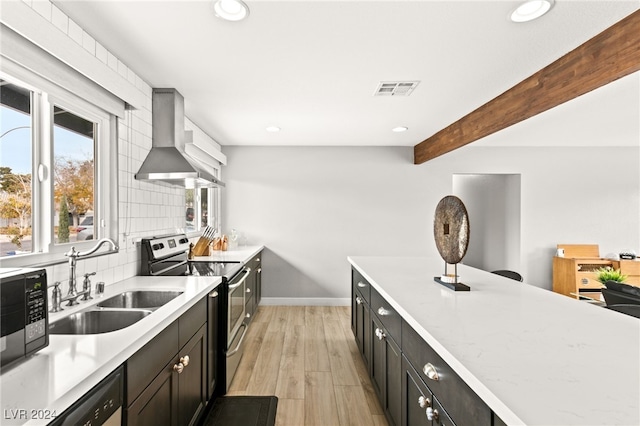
[0,70,118,268]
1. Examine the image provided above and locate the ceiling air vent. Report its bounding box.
[374,81,420,96]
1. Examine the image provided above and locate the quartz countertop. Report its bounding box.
[190,245,263,263]
[0,275,222,426]
[348,256,640,426]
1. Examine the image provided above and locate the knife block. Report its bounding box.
[192,237,212,256]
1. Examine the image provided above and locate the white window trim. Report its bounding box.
[1,67,119,268]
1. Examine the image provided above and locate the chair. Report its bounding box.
[606,304,640,319]
[491,270,523,282]
[601,288,640,306]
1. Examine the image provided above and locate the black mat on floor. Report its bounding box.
[200,396,278,426]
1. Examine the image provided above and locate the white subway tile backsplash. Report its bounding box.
[96,43,108,64]
[51,5,68,33]
[107,51,118,71]
[32,0,52,21]
[68,19,83,45]
[82,31,96,55]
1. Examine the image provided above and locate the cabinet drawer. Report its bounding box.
[127,320,179,404]
[371,286,401,345]
[352,268,371,304]
[402,321,491,426]
[248,253,262,269]
[179,298,206,348]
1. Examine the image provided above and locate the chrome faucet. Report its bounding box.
[64,238,118,306]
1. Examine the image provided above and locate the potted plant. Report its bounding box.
[595,266,627,285]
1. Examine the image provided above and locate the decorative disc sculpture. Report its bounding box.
[433,195,471,291]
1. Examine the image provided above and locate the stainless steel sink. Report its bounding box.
[49,309,152,335]
[96,290,183,310]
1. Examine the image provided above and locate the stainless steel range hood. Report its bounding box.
[135,88,225,188]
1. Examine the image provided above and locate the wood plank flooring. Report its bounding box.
[227,306,387,426]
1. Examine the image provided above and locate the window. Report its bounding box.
[186,186,220,233]
[0,72,118,266]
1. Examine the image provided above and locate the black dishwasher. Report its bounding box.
[50,365,123,426]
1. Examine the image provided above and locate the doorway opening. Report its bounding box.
[452,174,522,275]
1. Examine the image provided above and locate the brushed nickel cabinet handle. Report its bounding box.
[357,281,367,288]
[423,363,439,381]
[377,307,391,316]
[375,327,386,341]
[180,355,190,367]
[355,296,362,305]
[173,363,184,374]
[418,396,431,408]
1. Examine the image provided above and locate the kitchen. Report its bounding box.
[1,1,639,425]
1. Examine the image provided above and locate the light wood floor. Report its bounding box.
[227,305,388,426]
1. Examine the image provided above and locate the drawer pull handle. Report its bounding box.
[173,363,184,374]
[246,288,252,293]
[357,281,367,288]
[375,327,386,341]
[426,407,439,422]
[209,290,219,298]
[418,396,431,408]
[355,296,362,305]
[257,268,262,273]
[423,363,440,381]
[377,307,391,316]
[180,355,190,367]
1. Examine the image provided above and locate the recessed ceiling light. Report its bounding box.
[213,0,249,22]
[392,127,408,133]
[266,126,281,132]
[510,0,554,23]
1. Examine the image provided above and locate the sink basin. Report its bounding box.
[96,290,183,310]
[49,309,152,335]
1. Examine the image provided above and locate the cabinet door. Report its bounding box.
[126,360,178,426]
[402,355,434,426]
[256,261,262,306]
[177,325,207,426]
[371,315,401,426]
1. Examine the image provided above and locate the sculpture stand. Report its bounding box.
[433,262,470,291]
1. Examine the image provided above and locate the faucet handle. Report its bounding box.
[49,282,64,313]
[82,272,96,300]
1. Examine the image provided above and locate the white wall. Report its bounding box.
[453,174,521,273]
[222,145,639,302]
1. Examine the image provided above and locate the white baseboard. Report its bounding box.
[260,297,350,306]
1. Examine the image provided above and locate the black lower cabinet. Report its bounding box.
[126,298,208,426]
[402,355,433,426]
[371,314,402,426]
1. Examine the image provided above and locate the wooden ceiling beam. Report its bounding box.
[414,9,640,165]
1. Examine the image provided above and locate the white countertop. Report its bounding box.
[191,245,263,264]
[348,256,640,426]
[0,275,222,426]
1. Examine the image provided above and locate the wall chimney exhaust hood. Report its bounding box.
[135,88,225,188]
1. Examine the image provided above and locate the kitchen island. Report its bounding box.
[348,256,639,426]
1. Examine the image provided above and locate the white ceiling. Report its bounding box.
[53,0,639,148]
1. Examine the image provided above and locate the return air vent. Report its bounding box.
[374,81,420,96]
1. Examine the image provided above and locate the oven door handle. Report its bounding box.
[151,260,189,276]
[227,268,251,290]
[226,323,248,357]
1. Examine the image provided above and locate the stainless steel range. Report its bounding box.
[140,234,249,393]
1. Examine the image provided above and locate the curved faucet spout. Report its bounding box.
[64,238,118,304]
[66,238,118,259]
